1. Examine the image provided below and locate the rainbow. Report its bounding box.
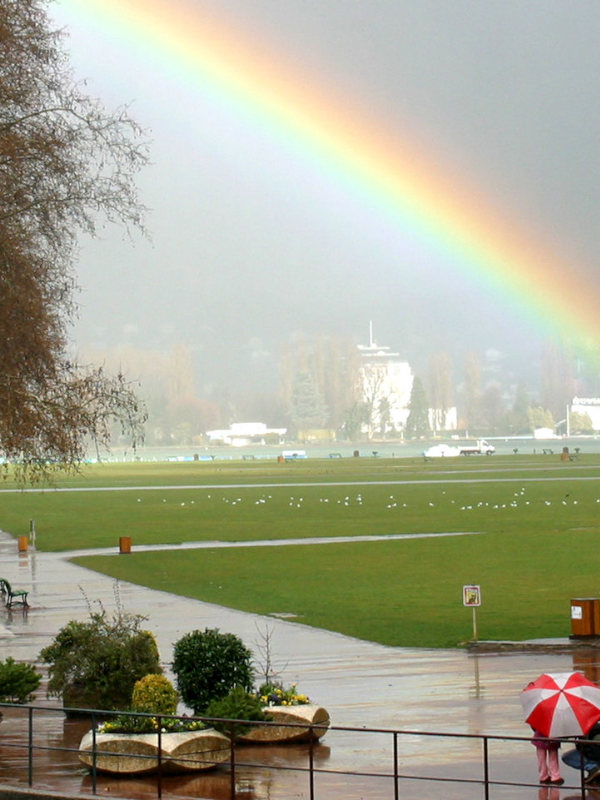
[59,0,598,348]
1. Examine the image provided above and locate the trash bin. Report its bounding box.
[572,651,600,683]
[570,598,600,638]
[17,535,28,553]
[119,536,132,554]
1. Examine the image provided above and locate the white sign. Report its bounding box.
[463,585,481,607]
[571,605,583,620]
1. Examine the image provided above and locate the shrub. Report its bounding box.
[132,674,178,715]
[172,628,253,714]
[39,608,161,712]
[0,657,41,703]
[206,687,270,737]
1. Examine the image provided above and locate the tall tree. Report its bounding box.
[279,333,358,431]
[460,352,483,433]
[504,380,530,434]
[360,362,386,439]
[427,351,453,432]
[479,383,505,434]
[405,376,430,439]
[527,406,555,431]
[541,342,577,420]
[0,0,148,477]
[289,371,329,434]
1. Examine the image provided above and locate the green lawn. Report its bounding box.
[73,526,594,647]
[2,455,599,647]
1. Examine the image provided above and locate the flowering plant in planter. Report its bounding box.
[257,682,310,707]
[96,675,205,734]
[98,715,205,734]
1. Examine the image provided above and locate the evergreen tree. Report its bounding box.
[503,381,530,434]
[290,371,329,433]
[341,402,368,440]
[405,376,430,438]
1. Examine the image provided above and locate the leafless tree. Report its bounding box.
[360,362,386,439]
[0,0,148,479]
[427,351,453,433]
[253,623,287,687]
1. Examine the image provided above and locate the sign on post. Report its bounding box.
[463,584,481,641]
[463,585,481,607]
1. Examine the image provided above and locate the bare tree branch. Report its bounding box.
[0,0,149,480]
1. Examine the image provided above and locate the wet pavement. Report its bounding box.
[0,530,597,799]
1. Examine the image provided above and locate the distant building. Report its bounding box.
[357,324,413,437]
[206,422,287,446]
[570,397,600,430]
[534,427,558,439]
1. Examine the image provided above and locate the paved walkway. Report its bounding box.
[0,530,595,798]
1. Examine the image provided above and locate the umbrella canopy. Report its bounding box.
[521,672,600,738]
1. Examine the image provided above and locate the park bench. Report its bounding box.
[0,577,29,608]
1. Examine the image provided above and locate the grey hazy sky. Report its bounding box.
[51,0,600,393]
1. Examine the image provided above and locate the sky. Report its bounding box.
[49,0,600,399]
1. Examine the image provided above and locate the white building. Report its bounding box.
[357,325,413,437]
[206,422,287,446]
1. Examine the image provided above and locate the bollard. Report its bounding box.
[18,535,28,553]
[119,536,132,554]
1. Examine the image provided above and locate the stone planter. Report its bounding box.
[238,704,330,744]
[78,728,230,775]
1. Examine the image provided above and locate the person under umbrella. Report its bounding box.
[530,728,563,785]
[562,720,600,785]
[521,672,600,786]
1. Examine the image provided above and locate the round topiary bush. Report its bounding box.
[172,628,254,714]
[131,674,179,715]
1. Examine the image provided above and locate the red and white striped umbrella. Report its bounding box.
[521,672,600,738]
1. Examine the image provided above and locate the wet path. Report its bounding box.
[0,530,595,798]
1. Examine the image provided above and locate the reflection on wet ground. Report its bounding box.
[2,531,600,798]
[1,696,595,799]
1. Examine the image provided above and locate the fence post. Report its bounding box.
[91,713,97,795]
[393,731,399,800]
[482,736,489,800]
[157,716,163,800]
[580,748,587,799]
[308,727,315,800]
[27,706,33,786]
[229,721,236,799]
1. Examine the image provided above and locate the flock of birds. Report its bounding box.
[131,486,590,513]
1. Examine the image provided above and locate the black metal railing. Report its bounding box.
[0,702,592,800]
